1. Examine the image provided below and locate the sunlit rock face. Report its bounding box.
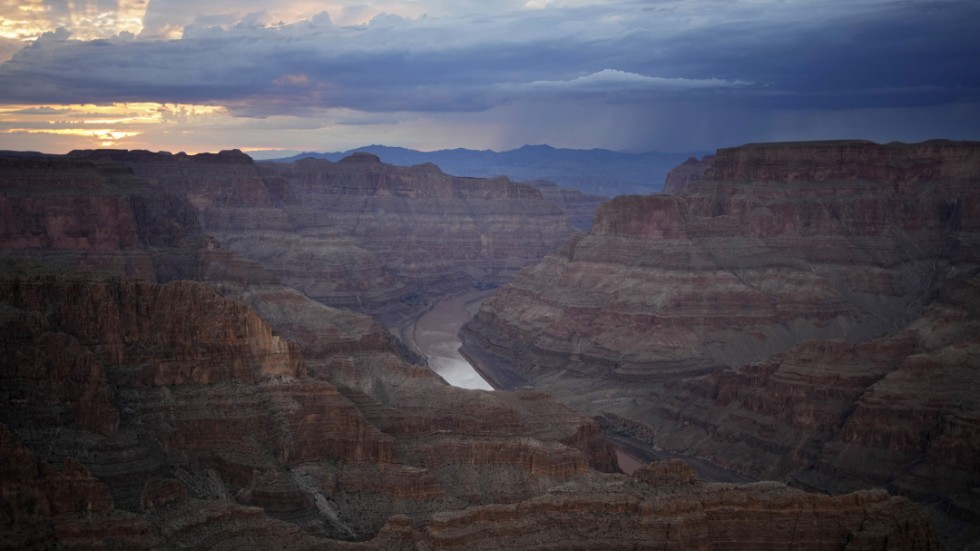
[460,139,980,546]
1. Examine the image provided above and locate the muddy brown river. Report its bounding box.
[413,290,653,474]
[412,289,495,391]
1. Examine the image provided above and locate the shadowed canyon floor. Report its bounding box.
[0,146,952,549]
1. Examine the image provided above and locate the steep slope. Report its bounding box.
[525,179,607,231]
[0,148,940,549]
[460,139,980,547]
[0,276,937,550]
[264,153,580,316]
[0,152,604,547]
[64,149,400,313]
[67,150,586,329]
[0,155,204,282]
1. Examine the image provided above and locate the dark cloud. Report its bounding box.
[0,0,978,151]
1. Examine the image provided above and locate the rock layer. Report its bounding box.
[0,156,203,281]
[461,140,980,547]
[0,147,941,549]
[0,274,621,546]
[265,154,579,312]
[64,149,589,333]
[409,461,935,551]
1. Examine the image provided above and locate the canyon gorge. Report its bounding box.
[0,141,973,549]
[461,139,980,548]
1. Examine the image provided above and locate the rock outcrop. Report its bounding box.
[525,180,607,231]
[461,140,980,547]
[0,156,204,281]
[0,273,623,546]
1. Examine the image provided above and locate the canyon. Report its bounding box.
[59,148,604,352]
[412,289,496,390]
[461,139,980,548]
[0,143,960,548]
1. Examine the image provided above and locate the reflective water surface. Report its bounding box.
[413,290,495,391]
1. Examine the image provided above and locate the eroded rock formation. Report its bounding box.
[64,149,588,325]
[0,148,940,549]
[408,460,935,551]
[0,155,203,281]
[461,140,980,547]
[264,154,579,314]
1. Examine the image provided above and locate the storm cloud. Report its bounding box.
[0,0,978,152]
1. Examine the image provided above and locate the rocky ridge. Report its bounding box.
[460,139,980,547]
[273,143,699,196]
[263,154,579,313]
[65,149,589,336]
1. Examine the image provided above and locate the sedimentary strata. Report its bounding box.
[461,140,980,547]
[62,149,586,321]
[265,154,579,311]
[0,148,940,549]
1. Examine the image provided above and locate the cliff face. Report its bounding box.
[0,148,940,549]
[68,149,282,211]
[525,180,607,231]
[0,274,625,547]
[664,140,980,194]
[623,273,980,535]
[406,461,934,551]
[460,140,980,546]
[66,150,588,323]
[264,154,580,313]
[0,156,204,281]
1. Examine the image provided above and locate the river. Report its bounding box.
[412,289,653,474]
[412,289,496,391]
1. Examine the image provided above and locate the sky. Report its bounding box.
[0,0,978,155]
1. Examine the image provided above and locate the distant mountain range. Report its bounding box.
[266,144,707,197]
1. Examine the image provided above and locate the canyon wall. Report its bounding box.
[263,154,581,313]
[0,149,940,549]
[461,139,980,547]
[65,149,588,323]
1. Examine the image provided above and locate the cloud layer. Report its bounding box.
[0,0,978,153]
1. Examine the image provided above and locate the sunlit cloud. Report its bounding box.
[0,102,227,149]
[3,127,141,147]
[0,0,148,43]
[521,69,751,93]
